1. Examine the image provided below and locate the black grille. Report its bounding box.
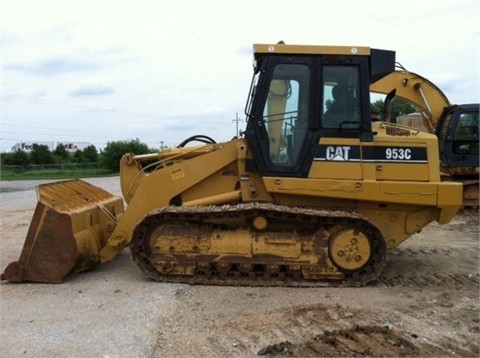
[385,124,412,136]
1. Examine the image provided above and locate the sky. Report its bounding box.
[1,0,479,152]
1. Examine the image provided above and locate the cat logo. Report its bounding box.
[326,146,351,161]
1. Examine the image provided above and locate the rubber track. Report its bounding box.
[129,202,387,287]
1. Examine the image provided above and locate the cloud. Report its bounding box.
[0,29,18,46]
[3,55,103,76]
[69,84,115,97]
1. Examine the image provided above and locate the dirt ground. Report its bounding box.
[0,177,479,357]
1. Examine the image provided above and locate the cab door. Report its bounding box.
[245,56,316,177]
[309,61,367,180]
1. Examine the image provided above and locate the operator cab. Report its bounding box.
[244,43,395,177]
[437,104,479,170]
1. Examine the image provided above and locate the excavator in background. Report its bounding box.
[370,69,479,207]
[1,43,463,286]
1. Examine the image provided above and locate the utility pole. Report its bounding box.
[232,112,243,137]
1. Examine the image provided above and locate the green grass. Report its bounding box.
[0,168,118,181]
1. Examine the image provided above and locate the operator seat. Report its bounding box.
[323,84,359,128]
[323,84,348,127]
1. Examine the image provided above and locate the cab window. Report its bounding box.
[322,66,360,129]
[263,64,309,166]
[453,111,479,154]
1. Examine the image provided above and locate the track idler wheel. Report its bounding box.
[329,226,372,271]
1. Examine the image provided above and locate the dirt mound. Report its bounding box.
[257,324,474,357]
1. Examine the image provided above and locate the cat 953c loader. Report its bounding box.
[1,43,463,286]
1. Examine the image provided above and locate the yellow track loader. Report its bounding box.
[1,43,462,286]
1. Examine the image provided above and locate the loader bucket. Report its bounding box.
[1,179,124,283]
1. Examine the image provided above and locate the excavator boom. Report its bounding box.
[370,68,450,130]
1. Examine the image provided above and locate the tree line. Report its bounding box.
[1,139,154,172]
[1,99,417,172]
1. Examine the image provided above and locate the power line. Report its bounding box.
[231,112,243,136]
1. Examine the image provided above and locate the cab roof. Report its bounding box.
[253,43,396,83]
[253,43,371,56]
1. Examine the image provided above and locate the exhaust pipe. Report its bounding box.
[383,89,396,123]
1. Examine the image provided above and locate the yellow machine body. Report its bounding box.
[1,43,463,285]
